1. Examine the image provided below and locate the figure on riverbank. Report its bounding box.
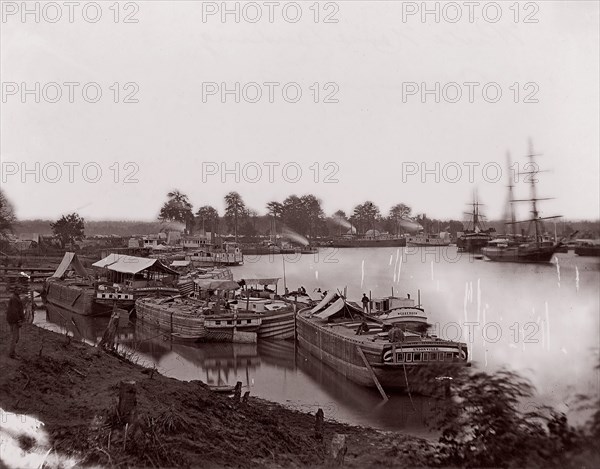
[6,286,25,359]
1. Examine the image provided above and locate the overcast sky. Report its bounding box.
[1,1,599,223]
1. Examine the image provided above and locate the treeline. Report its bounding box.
[157,189,464,241]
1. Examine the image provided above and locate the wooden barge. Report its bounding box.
[296,294,468,392]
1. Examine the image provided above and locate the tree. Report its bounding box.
[389,203,411,235]
[350,201,380,235]
[158,190,194,233]
[224,192,247,242]
[433,368,575,468]
[300,194,325,240]
[50,213,85,248]
[0,189,16,238]
[266,201,284,236]
[196,205,219,234]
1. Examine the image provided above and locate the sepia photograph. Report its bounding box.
[1,1,599,467]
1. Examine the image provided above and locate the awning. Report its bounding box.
[194,279,241,290]
[93,253,178,275]
[315,298,346,319]
[310,290,338,314]
[171,260,191,267]
[240,277,280,286]
[52,252,89,279]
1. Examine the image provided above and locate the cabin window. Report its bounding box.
[445,352,453,360]
[247,319,252,324]
[423,352,429,361]
[216,320,221,325]
[439,353,444,361]
[405,353,413,362]
[413,353,421,361]
[227,320,232,325]
[397,353,404,362]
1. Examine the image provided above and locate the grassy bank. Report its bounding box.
[0,322,436,468]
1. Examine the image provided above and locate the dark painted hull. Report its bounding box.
[45,281,113,317]
[457,235,492,253]
[575,246,600,257]
[330,238,406,248]
[481,244,559,263]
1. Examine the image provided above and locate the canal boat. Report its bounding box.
[92,253,180,309]
[44,252,113,317]
[234,277,296,339]
[296,293,468,392]
[135,278,241,342]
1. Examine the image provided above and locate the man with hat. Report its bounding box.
[6,286,25,359]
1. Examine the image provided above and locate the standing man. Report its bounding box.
[7,286,25,359]
[361,293,370,314]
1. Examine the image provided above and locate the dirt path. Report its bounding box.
[0,320,438,468]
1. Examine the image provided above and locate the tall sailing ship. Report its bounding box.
[482,143,562,263]
[456,195,495,253]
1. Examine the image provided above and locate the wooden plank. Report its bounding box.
[356,346,388,402]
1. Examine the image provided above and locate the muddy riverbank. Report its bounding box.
[0,321,438,468]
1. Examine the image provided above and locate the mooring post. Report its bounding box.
[315,408,324,440]
[242,391,250,405]
[233,381,242,403]
[118,380,137,424]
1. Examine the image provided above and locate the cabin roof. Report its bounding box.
[93,253,178,275]
[52,252,89,279]
[240,277,280,286]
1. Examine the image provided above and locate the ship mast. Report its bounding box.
[505,152,517,237]
[509,140,561,246]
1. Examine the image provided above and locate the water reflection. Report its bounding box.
[34,249,599,434]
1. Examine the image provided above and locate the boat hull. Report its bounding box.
[45,282,113,317]
[296,311,466,391]
[329,238,406,248]
[575,246,600,257]
[481,245,559,263]
[456,235,492,253]
[258,309,295,340]
[135,298,207,339]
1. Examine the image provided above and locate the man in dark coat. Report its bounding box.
[6,287,25,358]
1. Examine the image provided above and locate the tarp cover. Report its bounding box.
[93,253,178,275]
[241,278,280,286]
[194,279,241,290]
[52,252,89,279]
[310,290,338,314]
[314,298,346,319]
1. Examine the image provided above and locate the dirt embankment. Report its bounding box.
[0,321,437,468]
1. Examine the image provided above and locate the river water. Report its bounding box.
[35,247,600,437]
